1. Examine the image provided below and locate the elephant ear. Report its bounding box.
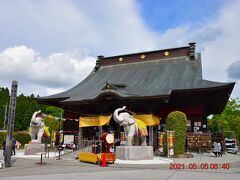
[119,113,134,125]
[129,116,135,124]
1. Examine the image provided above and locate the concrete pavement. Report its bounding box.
[0,150,240,180]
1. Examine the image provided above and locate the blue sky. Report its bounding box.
[138,0,223,31]
[0,0,239,98]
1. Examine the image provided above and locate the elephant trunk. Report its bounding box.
[30,110,41,126]
[31,110,41,124]
[113,106,126,123]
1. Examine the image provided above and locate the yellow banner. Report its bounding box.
[79,116,111,127]
[133,114,160,126]
[43,126,50,137]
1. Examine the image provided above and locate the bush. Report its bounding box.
[165,111,187,156]
[13,131,31,148]
[0,131,31,149]
[0,131,7,149]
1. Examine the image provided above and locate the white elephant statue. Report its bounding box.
[29,110,45,143]
[113,106,148,146]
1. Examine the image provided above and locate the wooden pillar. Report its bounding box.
[149,126,153,146]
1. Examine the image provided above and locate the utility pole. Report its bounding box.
[4,81,18,167]
[3,104,8,130]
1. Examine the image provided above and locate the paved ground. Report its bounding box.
[0,150,240,180]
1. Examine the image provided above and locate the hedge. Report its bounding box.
[0,131,31,149]
[0,131,6,149]
[165,111,187,156]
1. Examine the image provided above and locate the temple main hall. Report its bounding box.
[37,43,235,145]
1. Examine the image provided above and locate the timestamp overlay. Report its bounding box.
[169,163,230,170]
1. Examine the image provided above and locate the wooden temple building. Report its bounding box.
[37,43,235,147]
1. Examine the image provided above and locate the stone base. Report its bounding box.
[24,144,45,155]
[31,140,40,144]
[116,146,153,160]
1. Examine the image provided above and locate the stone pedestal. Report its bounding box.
[116,146,153,160]
[24,143,45,155]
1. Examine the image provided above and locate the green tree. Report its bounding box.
[0,86,63,131]
[166,111,187,156]
[46,106,63,117]
[44,116,60,134]
[0,87,9,129]
[208,98,240,141]
[14,94,43,130]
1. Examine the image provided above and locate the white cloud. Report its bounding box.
[0,0,158,56]
[198,0,240,98]
[0,46,95,96]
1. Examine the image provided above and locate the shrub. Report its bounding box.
[13,131,31,148]
[0,131,7,149]
[165,111,187,156]
[0,131,31,149]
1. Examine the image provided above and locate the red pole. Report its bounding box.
[102,154,106,167]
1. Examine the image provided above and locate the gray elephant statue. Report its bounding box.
[113,106,148,146]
